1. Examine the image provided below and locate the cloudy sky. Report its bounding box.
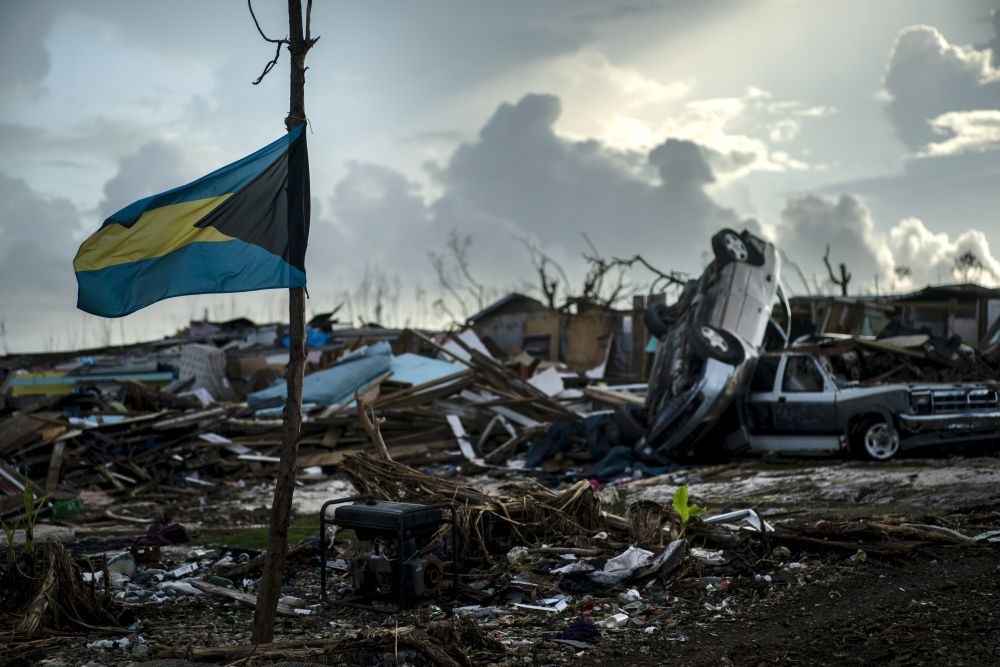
[1,1,999,353]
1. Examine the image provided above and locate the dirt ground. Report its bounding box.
[2,453,998,666]
[600,546,999,666]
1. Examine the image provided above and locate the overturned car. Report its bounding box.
[632,228,789,462]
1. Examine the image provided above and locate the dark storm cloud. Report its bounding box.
[0,3,55,90]
[883,24,1000,151]
[315,93,752,314]
[0,171,83,349]
[429,94,745,269]
[97,141,192,220]
[326,162,434,270]
[0,118,167,163]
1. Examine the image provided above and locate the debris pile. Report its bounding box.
[0,317,652,533]
[1,290,999,663]
[797,329,1000,385]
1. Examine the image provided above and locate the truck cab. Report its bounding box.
[744,351,1000,460]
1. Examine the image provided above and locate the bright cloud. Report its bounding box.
[921,110,1000,156]
[883,24,1000,151]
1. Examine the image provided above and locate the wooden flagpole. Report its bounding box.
[251,0,316,645]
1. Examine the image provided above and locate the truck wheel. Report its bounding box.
[614,403,647,444]
[712,228,764,266]
[851,417,900,461]
[692,325,744,365]
[711,229,763,265]
[604,418,624,447]
[643,303,671,338]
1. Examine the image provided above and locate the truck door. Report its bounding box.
[771,355,838,434]
[747,355,781,431]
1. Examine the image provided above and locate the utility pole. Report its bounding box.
[251,0,317,645]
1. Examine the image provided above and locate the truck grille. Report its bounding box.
[910,388,1000,415]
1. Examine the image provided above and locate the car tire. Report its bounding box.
[604,418,624,447]
[643,303,671,338]
[711,228,764,265]
[691,325,744,365]
[851,416,900,461]
[614,403,647,444]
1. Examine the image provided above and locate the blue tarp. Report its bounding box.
[247,341,392,407]
[282,326,330,348]
[388,353,465,387]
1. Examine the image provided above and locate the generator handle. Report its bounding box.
[319,495,373,603]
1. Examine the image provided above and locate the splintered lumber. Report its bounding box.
[583,385,645,406]
[151,407,226,430]
[409,328,575,420]
[190,580,299,616]
[44,441,66,491]
[852,335,928,360]
[0,413,58,455]
[374,370,472,409]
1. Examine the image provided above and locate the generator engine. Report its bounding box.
[330,499,449,606]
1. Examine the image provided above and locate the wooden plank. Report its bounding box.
[191,580,299,617]
[583,386,645,406]
[320,426,341,449]
[44,441,66,491]
[852,336,928,359]
[0,413,54,454]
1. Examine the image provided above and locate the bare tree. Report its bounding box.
[823,244,852,296]
[519,237,571,309]
[893,265,911,291]
[954,250,983,283]
[432,297,463,327]
[521,234,686,312]
[428,229,491,320]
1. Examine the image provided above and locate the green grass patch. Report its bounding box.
[191,513,322,550]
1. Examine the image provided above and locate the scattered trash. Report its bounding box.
[598,612,630,629]
[1,236,998,665]
[589,546,654,584]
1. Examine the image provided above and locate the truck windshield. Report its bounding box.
[751,356,780,392]
[782,356,825,392]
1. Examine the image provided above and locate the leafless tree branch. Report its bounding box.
[823,244,852,296]
[248,0,290,86]
[610,254,687,292]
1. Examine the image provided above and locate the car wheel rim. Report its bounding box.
[724,233,749,261]
[864,423,899,460]
[700,326,729,352]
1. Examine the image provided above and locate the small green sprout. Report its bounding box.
[672,484,706,536]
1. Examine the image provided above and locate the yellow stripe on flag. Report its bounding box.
[74,195,235,271]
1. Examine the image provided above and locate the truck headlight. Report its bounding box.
[910,393,931,413]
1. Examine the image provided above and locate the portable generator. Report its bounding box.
[319,496,457,609]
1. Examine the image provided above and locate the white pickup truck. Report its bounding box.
[742,350,1000,460]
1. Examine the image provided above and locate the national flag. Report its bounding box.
[74,125,309,318]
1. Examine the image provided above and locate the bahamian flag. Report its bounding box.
[74,125,309,317]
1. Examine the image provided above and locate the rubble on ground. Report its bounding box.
[2,309,999,665]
